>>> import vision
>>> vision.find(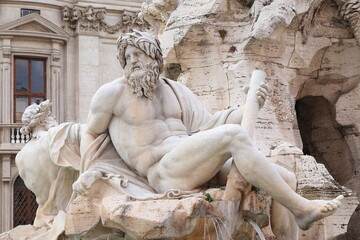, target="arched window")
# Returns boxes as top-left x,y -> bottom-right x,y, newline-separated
13,176 -> 38,227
